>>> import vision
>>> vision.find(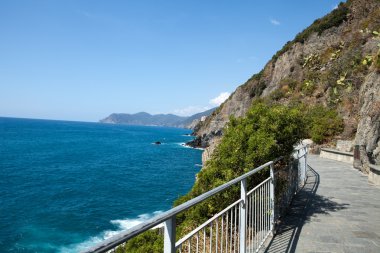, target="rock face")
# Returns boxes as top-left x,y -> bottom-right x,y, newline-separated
190,0 -> 380,169
354,72 -> 380,171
